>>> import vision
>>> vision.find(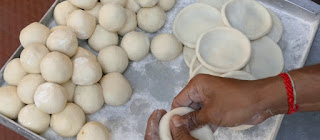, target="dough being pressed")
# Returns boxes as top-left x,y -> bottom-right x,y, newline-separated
189,56 -> 201,75
244,36 -> 284,79
137,6 -> 166,33
85,2 -> 103,22
18,104 -> 50,134
267,10 -> 283,43
189,65 -> 221,80
183,47 -> 195,67
197,0 -> 231,10
196,27 -> 251,73
158,0 -> 176,11
4,58 -> 28,86
136,0 -> 158,8
118,9 -> 138,36
99,3 -> 127,32
151,33 -> 183,61
54,1 -> 79,25
67,10 -> 96,39
50,103 -> 86,137
17,74 -> 45,104
20,43 -> 49,73
0,86 -> 24,119
98,46 -> 129,73
101,0 -> 127,6
77,121 -> 110,140
19,22 -> 51,47
72,47 -> 97,61
125,0 -> 141,13
61,80 -> 76,102
34,82 -> 67,114
74,83 -> 104,114
159,107 -> 214,140
221,0 -> 272,40
68,0 -> 97,10
100,73 -> 132,106
46,29 -> 78,57
72,57 -> 102,86
89,25 -> 119,52
40,52 -> 73,84
173,3 -> 224,48
121,31 -> 150,61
